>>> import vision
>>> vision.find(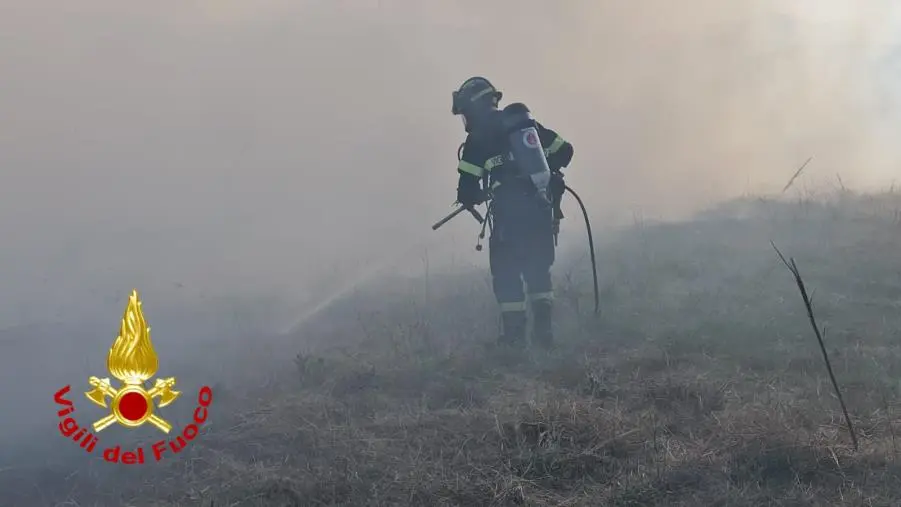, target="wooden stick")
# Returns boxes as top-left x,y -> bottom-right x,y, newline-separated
771,241 -> 858,451
782,156 -> 813,193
